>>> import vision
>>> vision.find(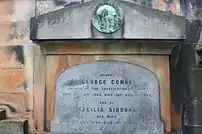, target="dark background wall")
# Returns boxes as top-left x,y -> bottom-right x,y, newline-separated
170,0 -> 202,133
